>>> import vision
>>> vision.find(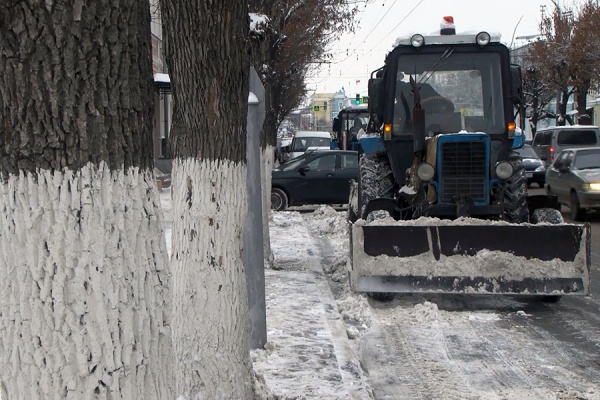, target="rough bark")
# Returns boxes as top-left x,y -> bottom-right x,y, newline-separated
161,1 -> 253,398
0,1 -> 154,176
0,2 -> 173,398
0,166 -> 173,400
